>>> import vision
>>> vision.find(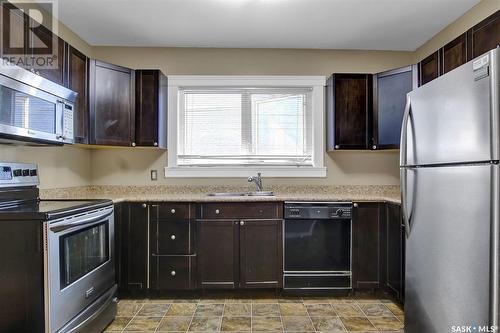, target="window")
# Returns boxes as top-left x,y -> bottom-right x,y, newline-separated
167,76 -> 326,177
